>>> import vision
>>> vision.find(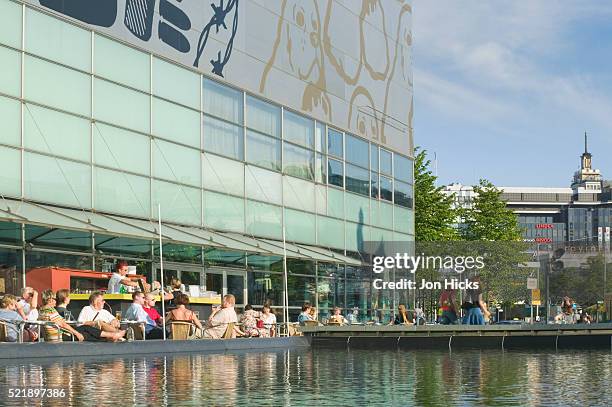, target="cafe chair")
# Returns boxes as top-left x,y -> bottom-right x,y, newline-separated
169,321 -> 196,340
0,321 -> 8,342
42,322 -> 74,342
303,320 -> 319,327
325,320 -> 342,326
223,322 -> 236,339
125,322 -> 146,340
